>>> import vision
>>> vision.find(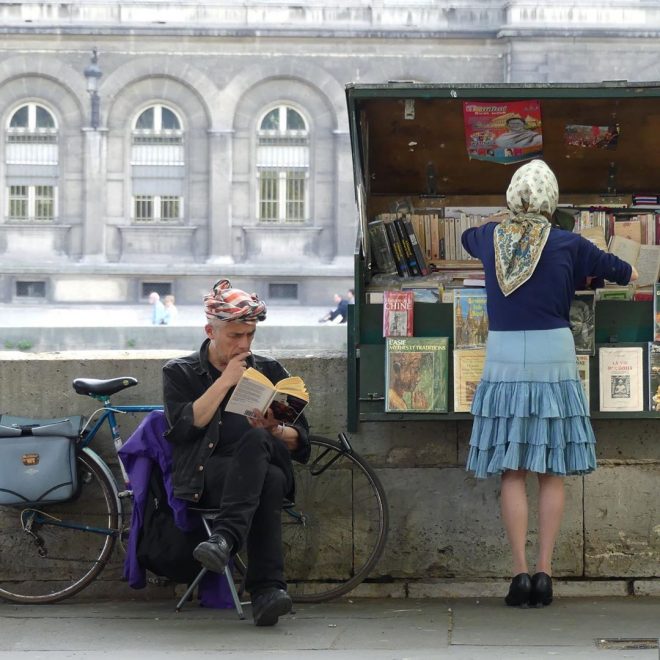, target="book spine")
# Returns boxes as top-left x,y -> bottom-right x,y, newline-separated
384,220 -> 410,277
394,217 -> 421,276
402,217 -> 429,276
367,220 -> 398,275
